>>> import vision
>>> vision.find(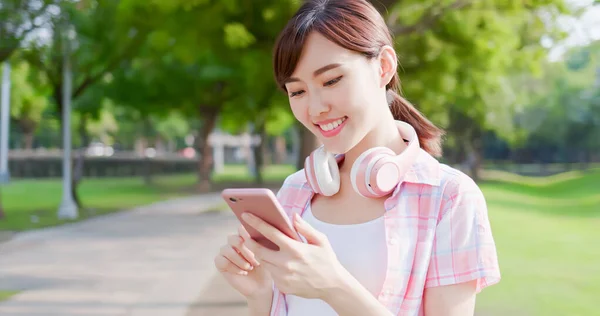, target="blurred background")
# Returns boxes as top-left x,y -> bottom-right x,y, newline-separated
0,0 -> 598,315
